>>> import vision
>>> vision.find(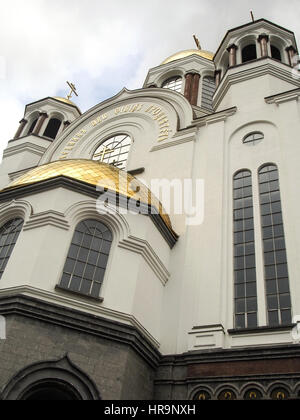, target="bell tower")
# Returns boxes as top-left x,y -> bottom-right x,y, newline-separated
0,94 -> 81,189
213,18 -> 300,111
